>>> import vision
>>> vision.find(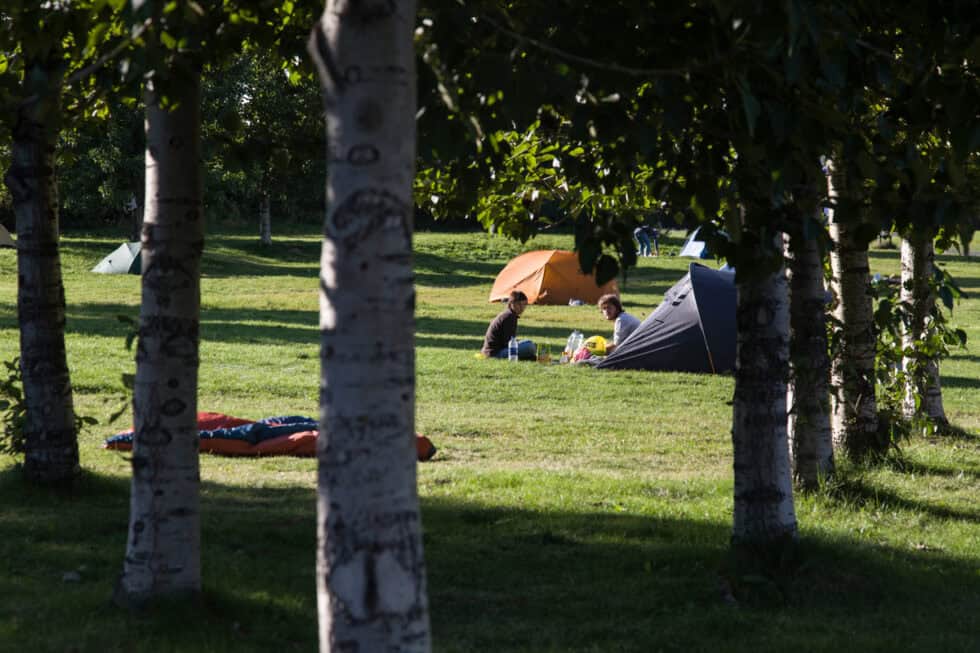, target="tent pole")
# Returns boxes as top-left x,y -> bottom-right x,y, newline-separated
693,292 -> 717,373
697,318 -> 717,373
